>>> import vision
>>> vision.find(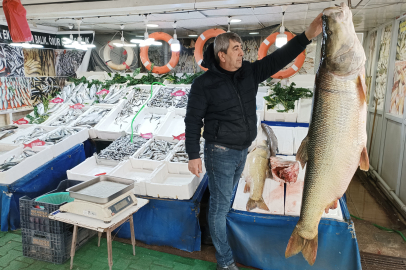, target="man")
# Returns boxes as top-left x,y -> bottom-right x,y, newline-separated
185,14 -> 322,270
